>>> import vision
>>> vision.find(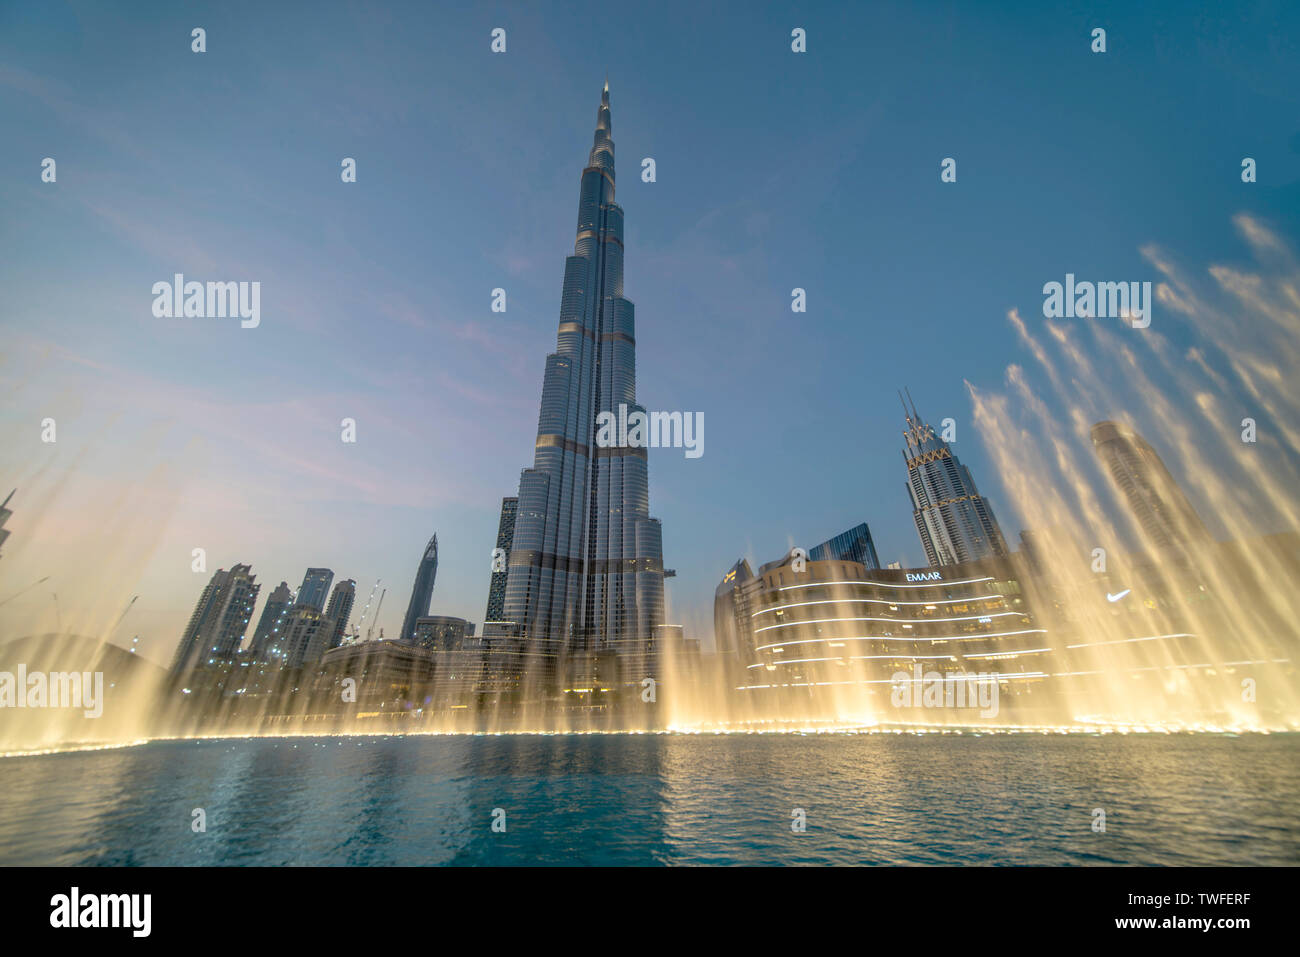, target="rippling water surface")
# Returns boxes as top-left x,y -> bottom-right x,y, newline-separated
1,733 -> 1296,865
